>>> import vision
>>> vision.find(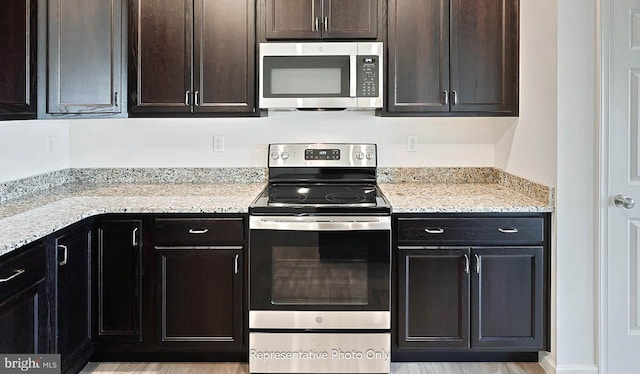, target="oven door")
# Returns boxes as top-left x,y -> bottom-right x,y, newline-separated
249,216 -> 390,329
